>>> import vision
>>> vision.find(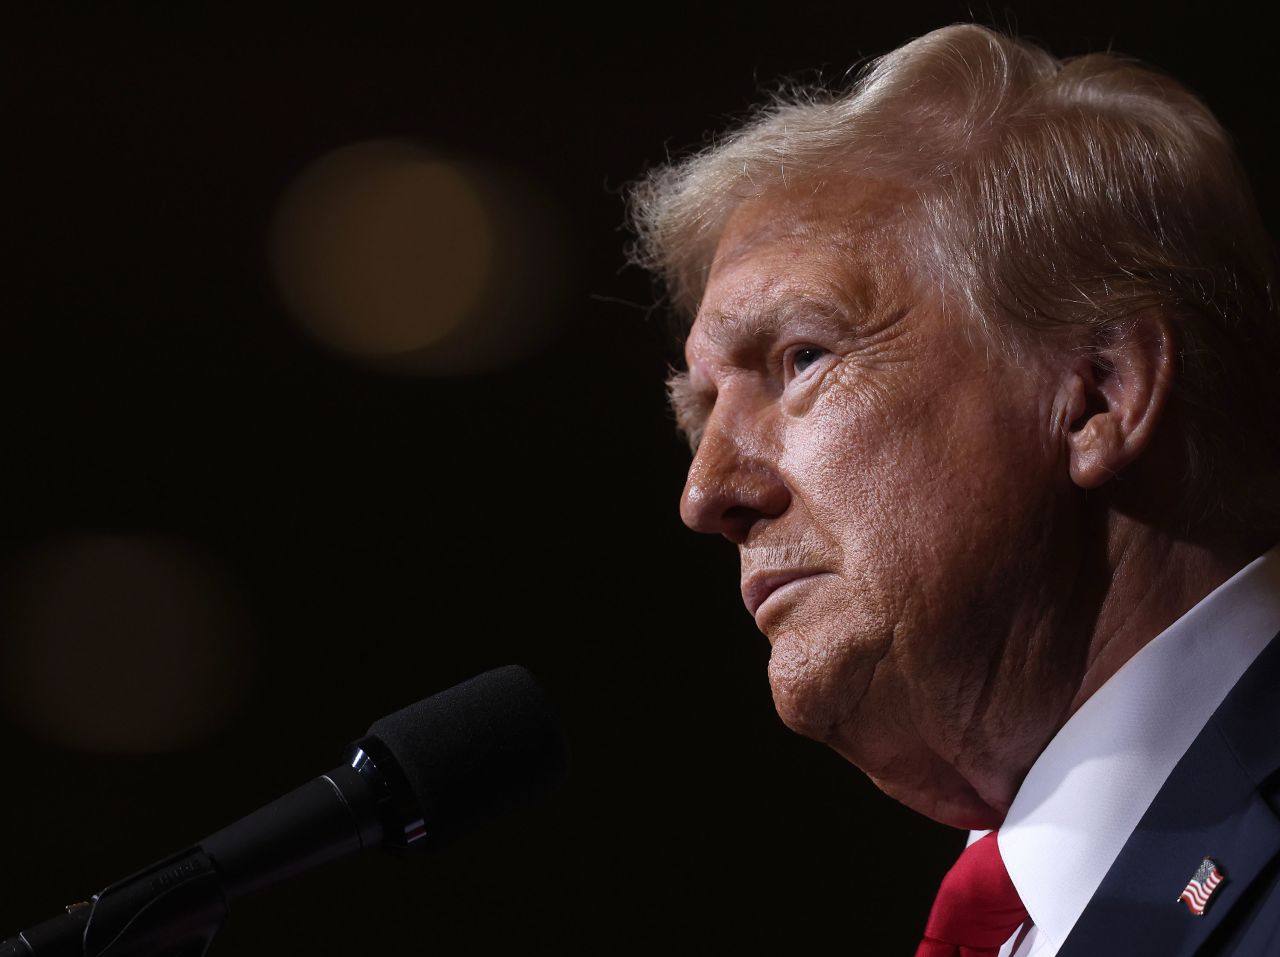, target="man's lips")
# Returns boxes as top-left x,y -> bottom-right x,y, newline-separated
740,569 -> 829,618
